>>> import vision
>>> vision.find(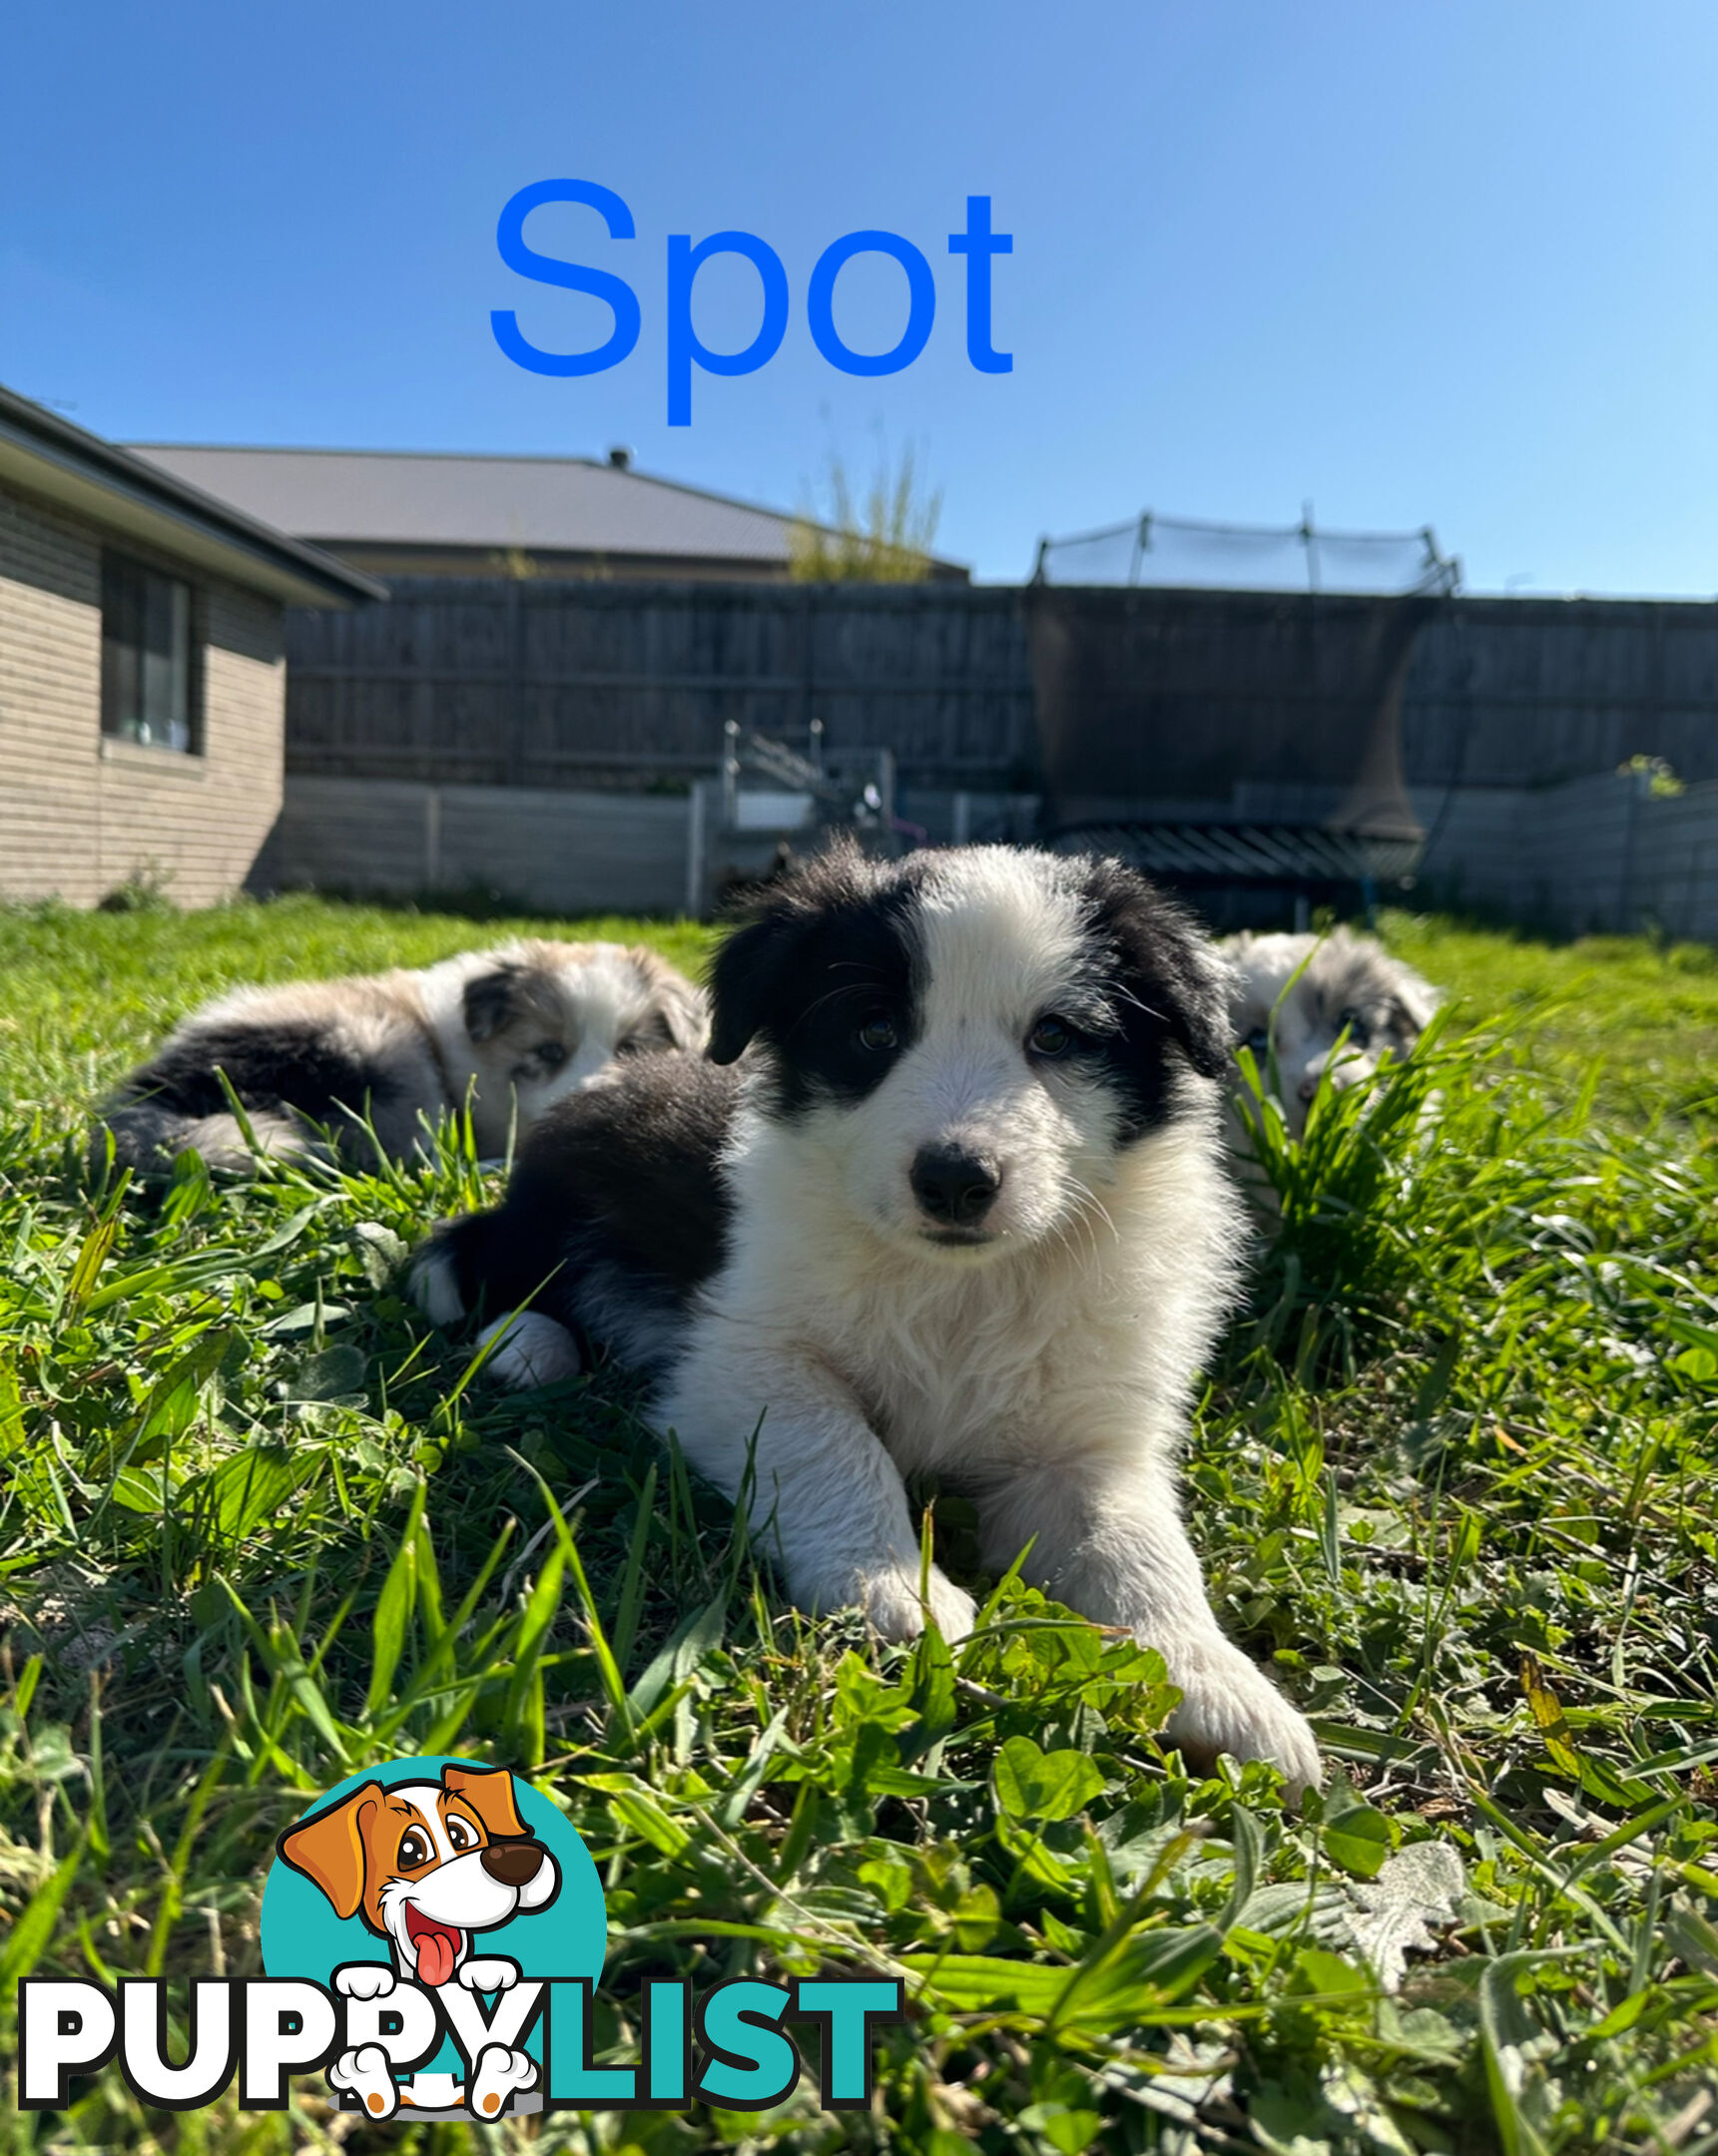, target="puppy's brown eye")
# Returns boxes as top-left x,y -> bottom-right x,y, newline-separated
1336,1008 -> 1372,1049
397,1829 -> 431,1870
857,1016 -> 897,1052
536,1041 -> 569,1071
1028,1016 -> 1075,1058
446,1816 -> 475,1851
